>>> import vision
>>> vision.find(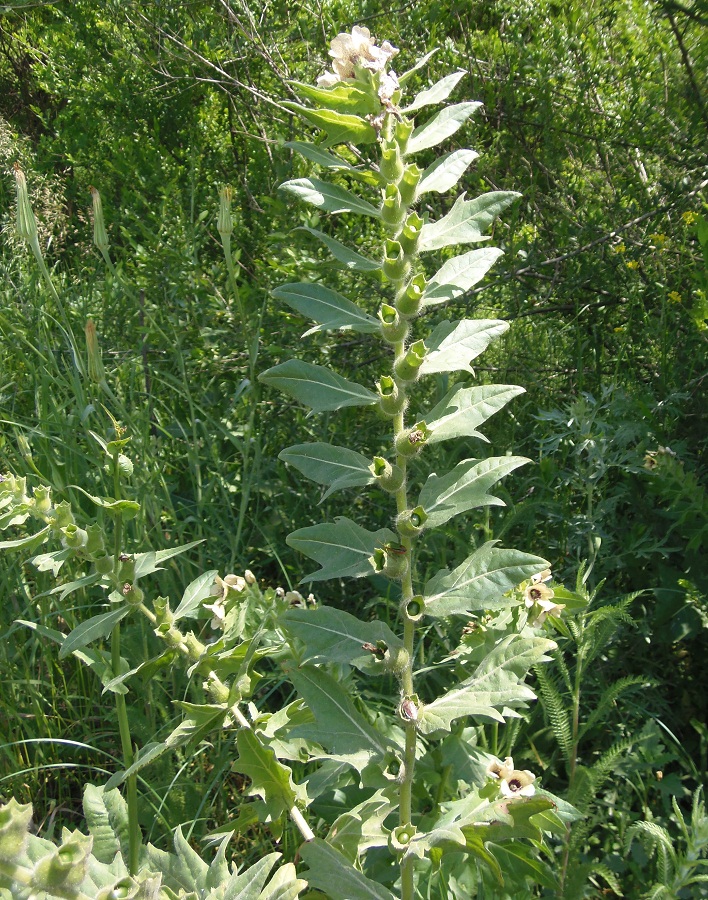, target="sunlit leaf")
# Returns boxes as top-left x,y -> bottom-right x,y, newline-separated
260,361 -> 377,414
300,839 -> 397,900
420,319 -> 509,375
283,102 -> 378,145
59,604 -> 132,659
422,248 -> 504,307
232,729 -> 309,822
407,102 -> 483,154
279,178 -> 380,217
420,192 -> 521,251
423,383 -> 525,444
417,149 -> 479,196
402,70 -> 467,113
272,283 -> 379,335
279,443 -> 374,499
298,227 -> 381,272
286,517 -> 396,583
